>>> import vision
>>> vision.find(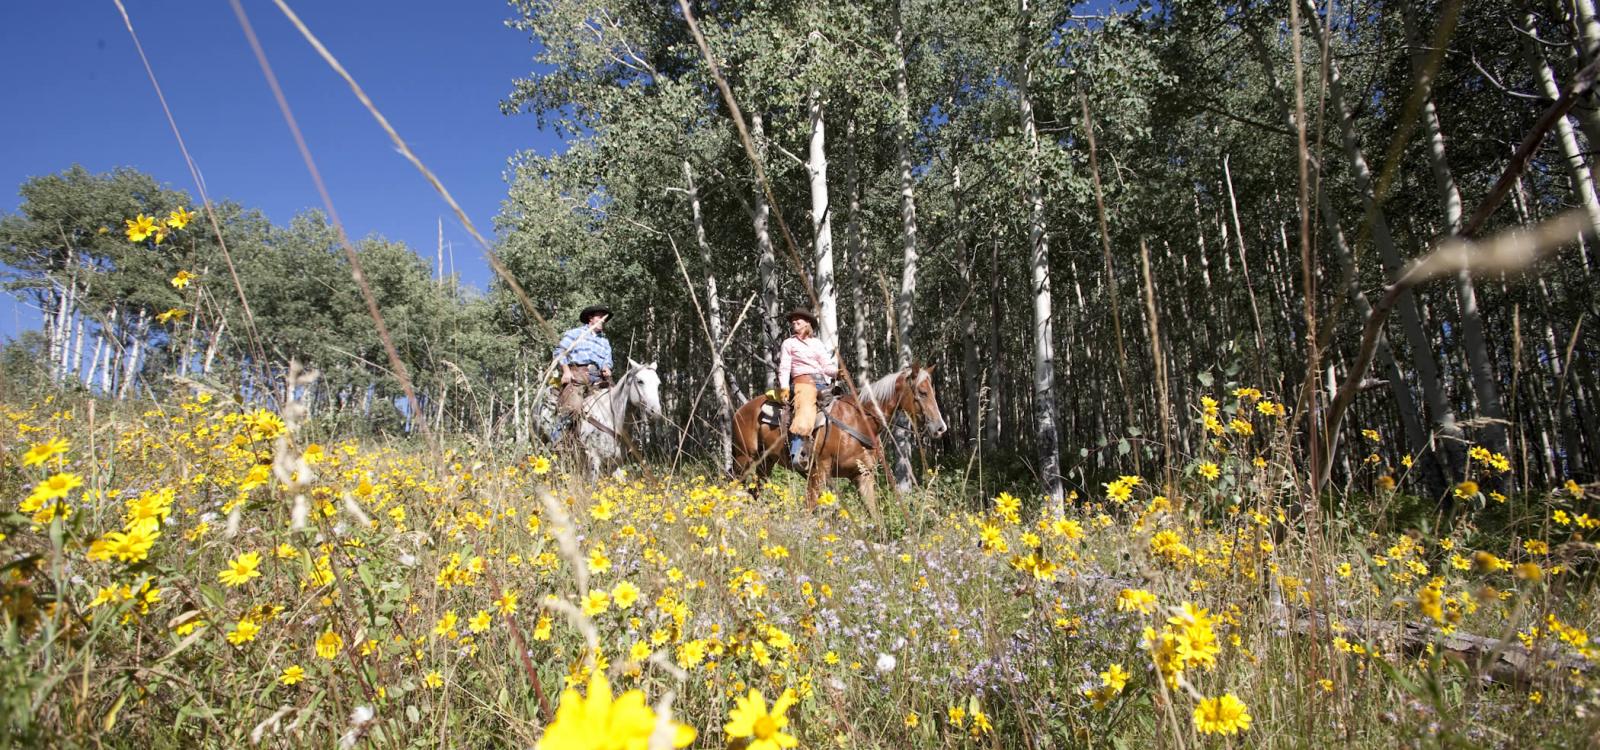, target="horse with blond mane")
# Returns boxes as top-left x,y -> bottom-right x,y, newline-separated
731,365 -> 947,507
